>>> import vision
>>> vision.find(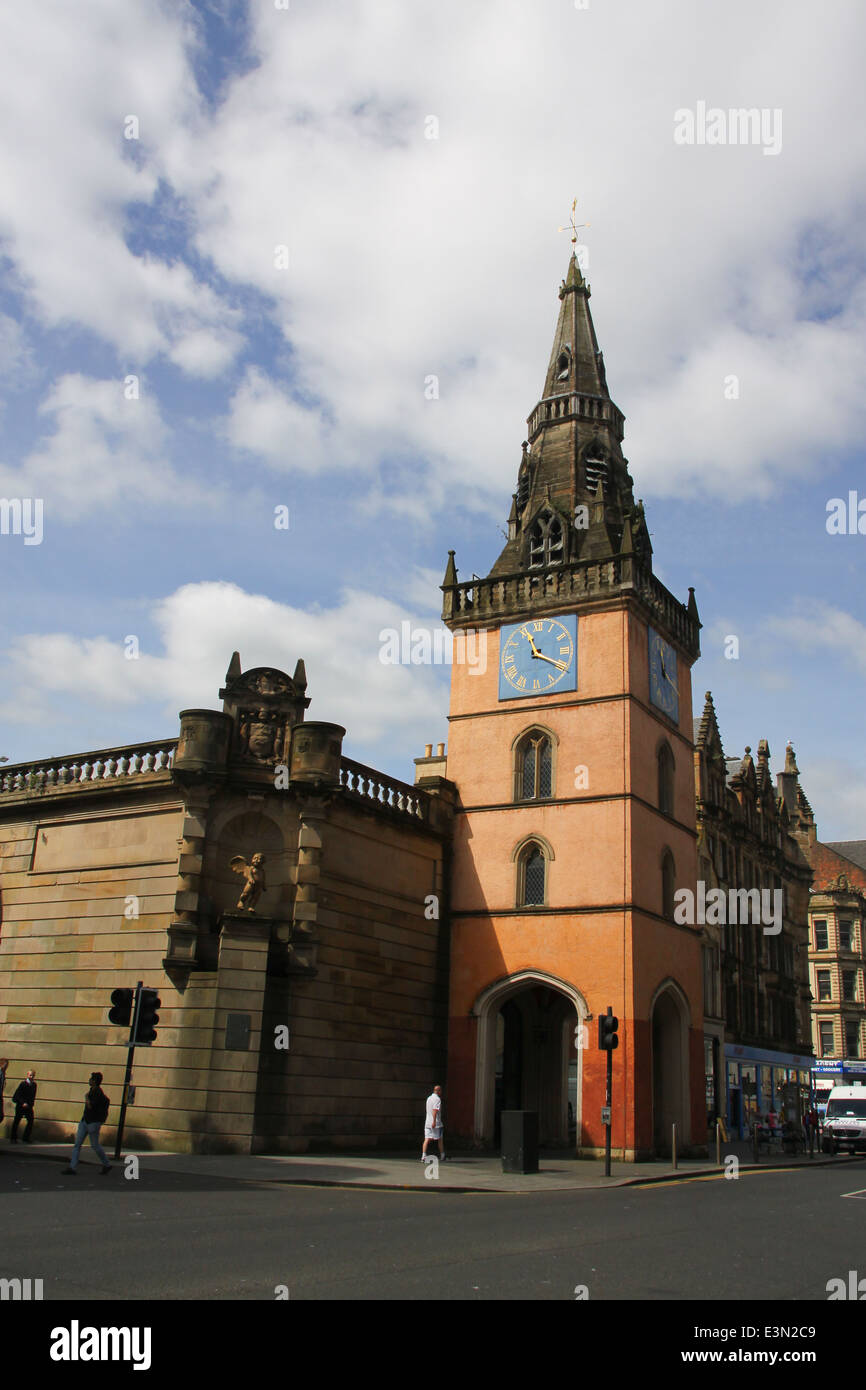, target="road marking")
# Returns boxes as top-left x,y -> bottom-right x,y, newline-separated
641,1168 -> 801,1189
841,1188 -> 866,1199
